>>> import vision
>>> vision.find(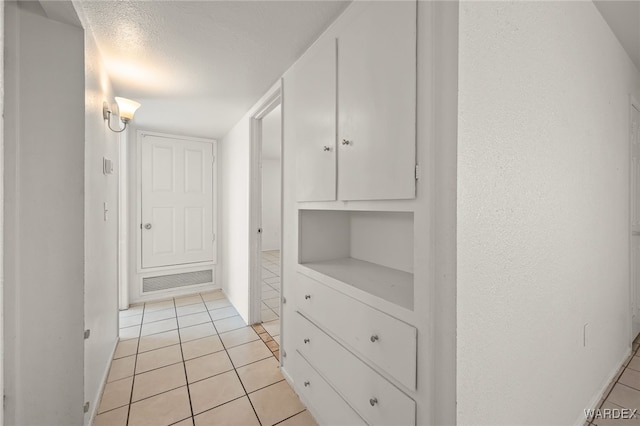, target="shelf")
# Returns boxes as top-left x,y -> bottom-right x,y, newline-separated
300,257 -> 414,310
